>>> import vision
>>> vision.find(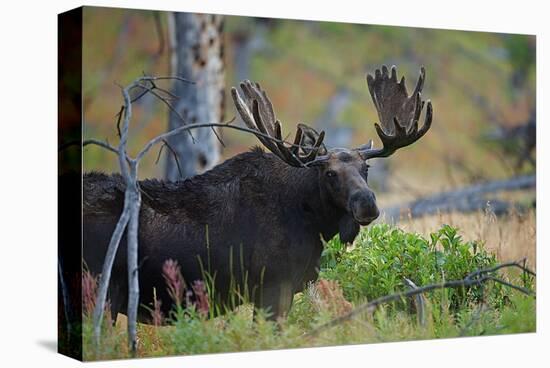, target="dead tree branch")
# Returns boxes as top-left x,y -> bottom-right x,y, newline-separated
306,259 -> 535,338
155,139 -> 184,179
403,278 -> 426,326
83,139 -> 119,156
